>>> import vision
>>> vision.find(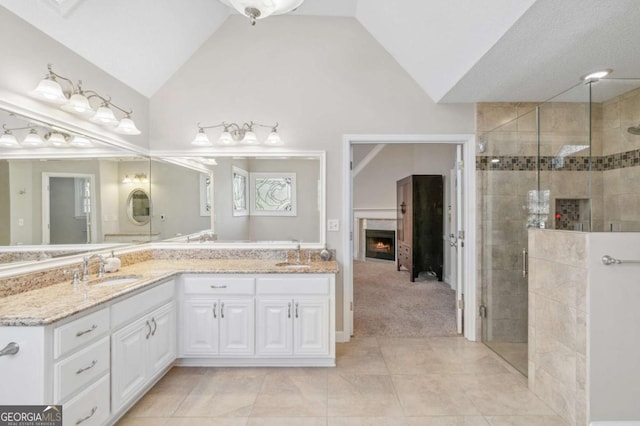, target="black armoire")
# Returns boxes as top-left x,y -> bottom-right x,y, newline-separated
396,175 -> 444,282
